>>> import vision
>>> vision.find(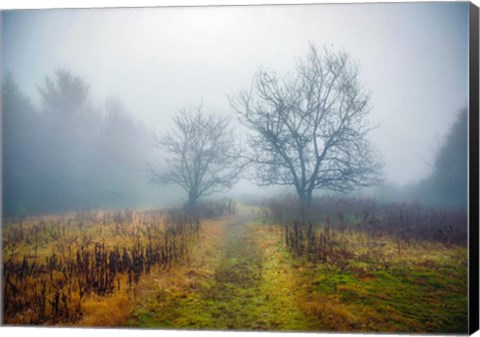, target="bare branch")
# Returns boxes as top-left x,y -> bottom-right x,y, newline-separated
147,105 -> 242,212
233,44 -> 383,217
